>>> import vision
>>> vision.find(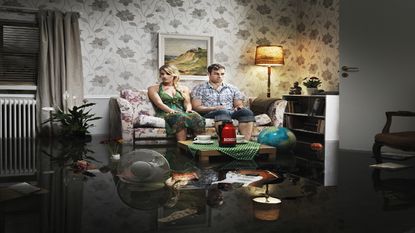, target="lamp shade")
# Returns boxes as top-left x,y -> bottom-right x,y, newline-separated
255,45 -> 284,66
